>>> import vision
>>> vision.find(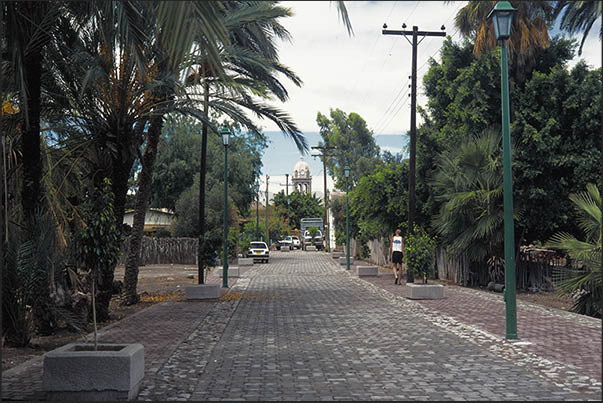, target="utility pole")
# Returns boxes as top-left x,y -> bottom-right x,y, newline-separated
382,23 -> 445,281
265,175 -> 269,246
312,145 -> 336,252
278,173 -> 290,228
